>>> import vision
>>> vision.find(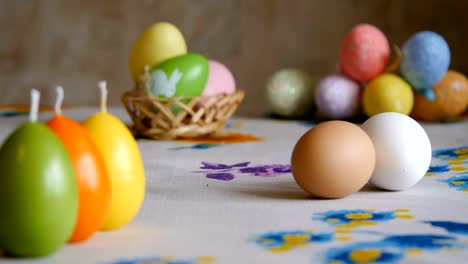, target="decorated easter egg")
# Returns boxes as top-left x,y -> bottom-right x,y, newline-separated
411,70 -> 468,122
361,112 -> 431,191
400,31 -> 451,100
148,53 -> 209,98
202,60 -> 236,97
129,22 -> 187,81
0,90 -> 78,257
411,92 -> 448,122
291,121 -> 375,198
314,74 -> 361,119
47,114 -> 111,243
266,68 -> 316,118
83,82 -> 145,231
339,24 -> 390,82
362,73 -> 414,117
